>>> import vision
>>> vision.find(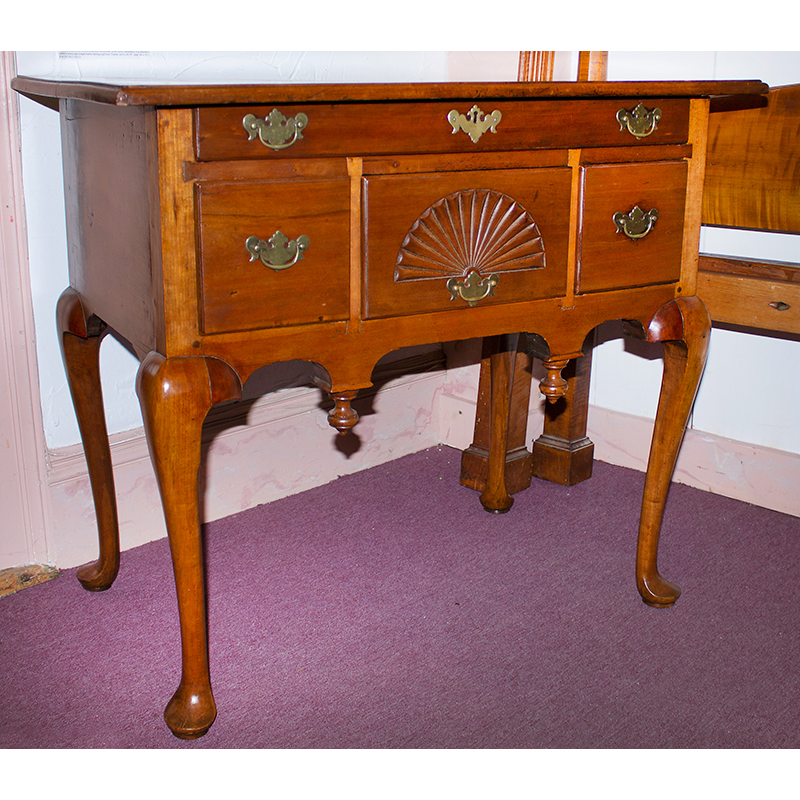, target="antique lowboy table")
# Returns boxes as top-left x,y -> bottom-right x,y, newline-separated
13,76 -> 767,739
